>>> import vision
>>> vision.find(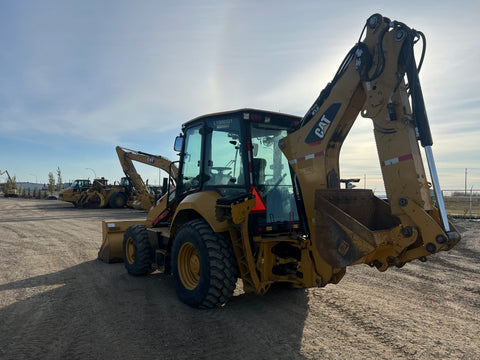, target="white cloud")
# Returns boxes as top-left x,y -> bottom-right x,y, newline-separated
1,1 -> 480,189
